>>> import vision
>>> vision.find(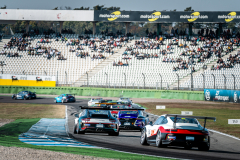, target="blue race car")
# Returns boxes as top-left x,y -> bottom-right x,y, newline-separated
12,91 -> 37,100
118,110 -> 149,131
54,94 -> 76,103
